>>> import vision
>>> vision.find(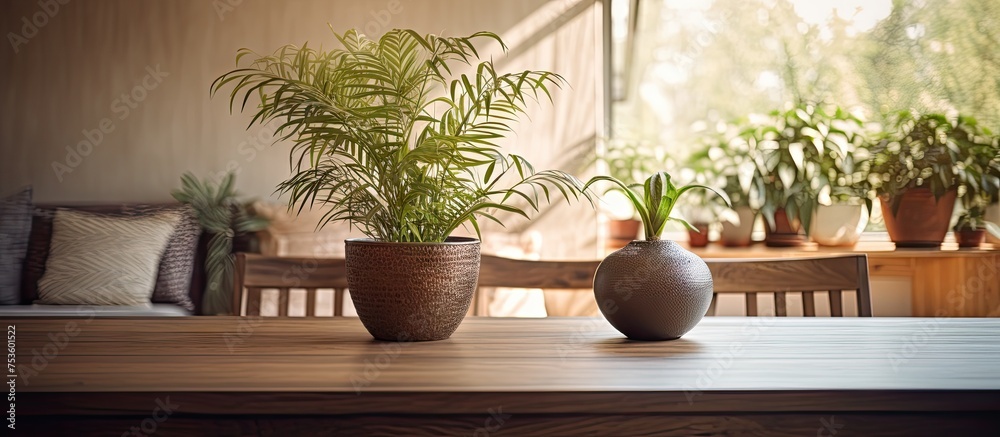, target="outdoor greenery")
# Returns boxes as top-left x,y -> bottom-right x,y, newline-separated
584,172 -> 730,240
172,172 -> 268,315
212,29 -> 588,243
617,0 -> 1000,158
